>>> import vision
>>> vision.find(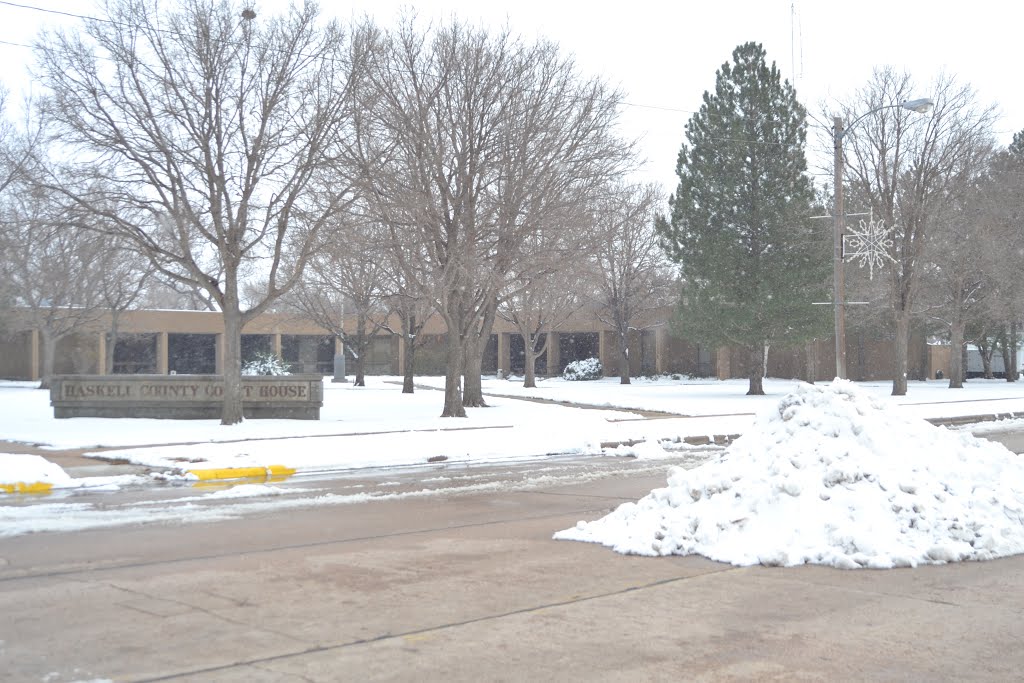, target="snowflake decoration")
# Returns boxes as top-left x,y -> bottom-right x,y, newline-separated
844,218 -> 895,280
